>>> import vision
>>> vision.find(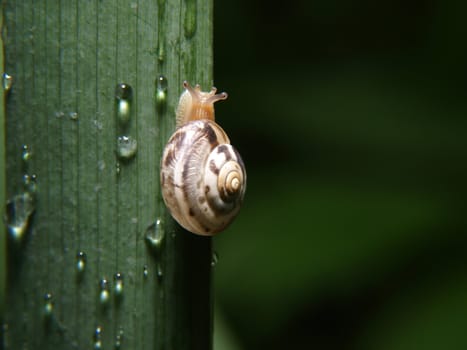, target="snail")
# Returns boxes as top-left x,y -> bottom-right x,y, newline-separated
160,81 -> 246,235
